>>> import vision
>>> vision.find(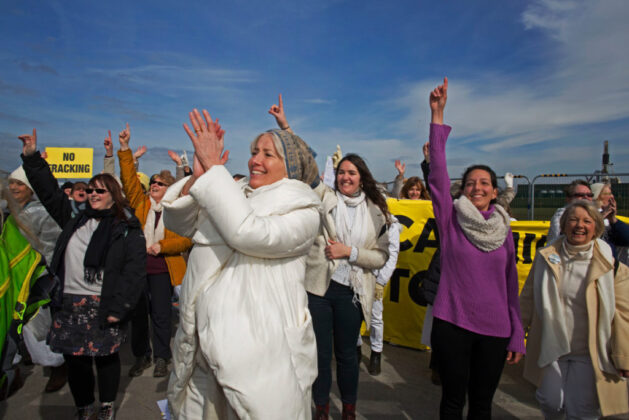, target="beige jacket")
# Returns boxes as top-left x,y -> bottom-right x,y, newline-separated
305,185 -> 389,328
520,238 -> 629,417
